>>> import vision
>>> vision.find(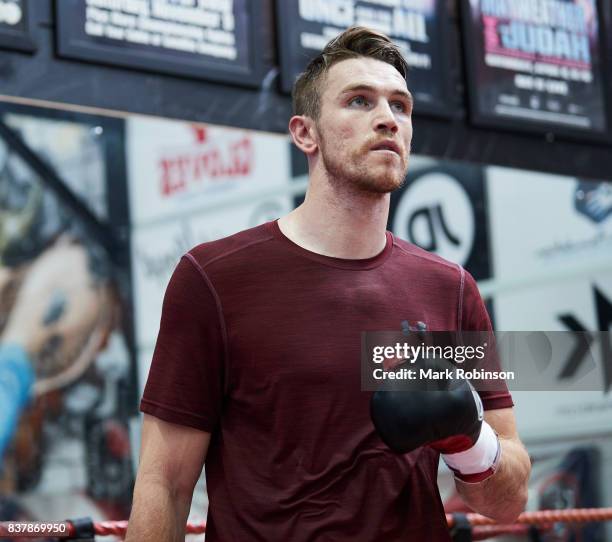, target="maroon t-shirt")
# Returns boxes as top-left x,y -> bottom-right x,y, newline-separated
141,221 -> 513,542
